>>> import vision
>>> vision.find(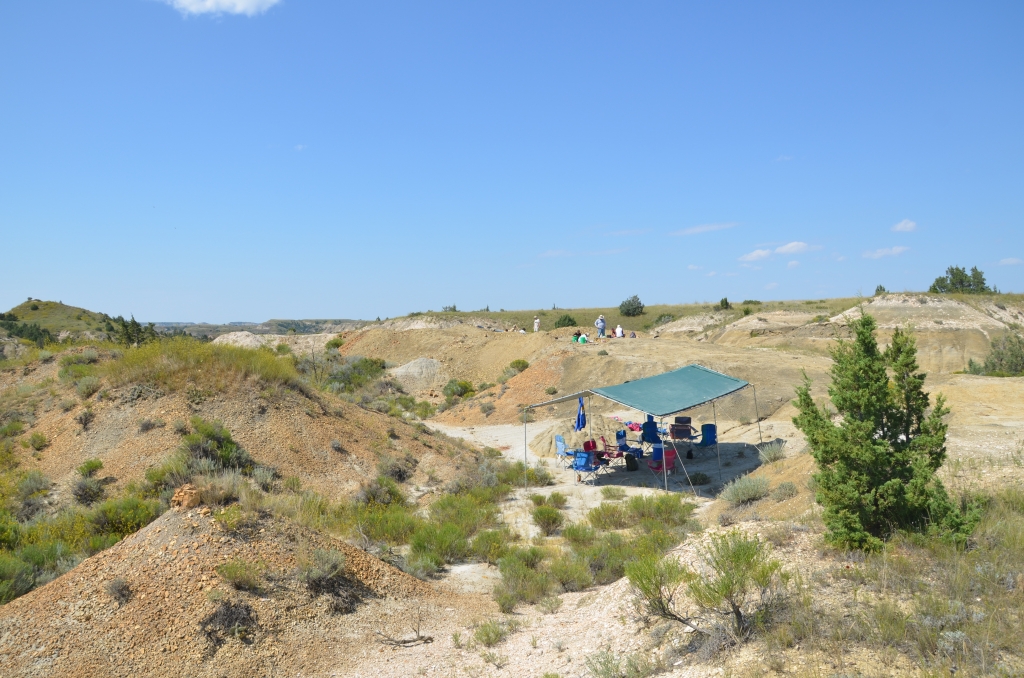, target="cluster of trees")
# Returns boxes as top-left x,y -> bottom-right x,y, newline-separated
929,265 -> 993,294
968,334 -> 1024,377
